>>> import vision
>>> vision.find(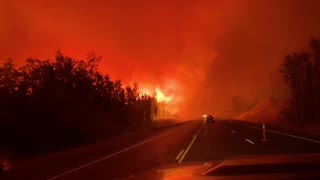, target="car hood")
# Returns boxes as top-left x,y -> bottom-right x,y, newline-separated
131,153 -> 320,180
